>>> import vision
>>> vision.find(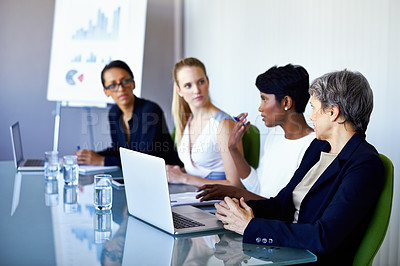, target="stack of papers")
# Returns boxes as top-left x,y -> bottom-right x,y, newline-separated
170,192 -> 221,206
78,165 -> 120,175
